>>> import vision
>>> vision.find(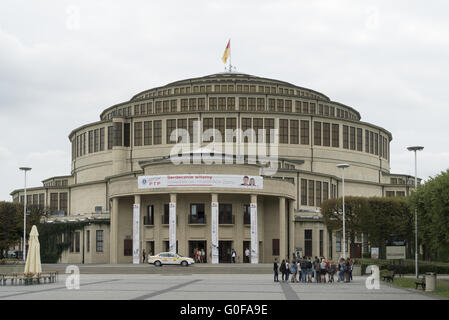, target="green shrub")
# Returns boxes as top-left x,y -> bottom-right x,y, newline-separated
356,258 -> 449,275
